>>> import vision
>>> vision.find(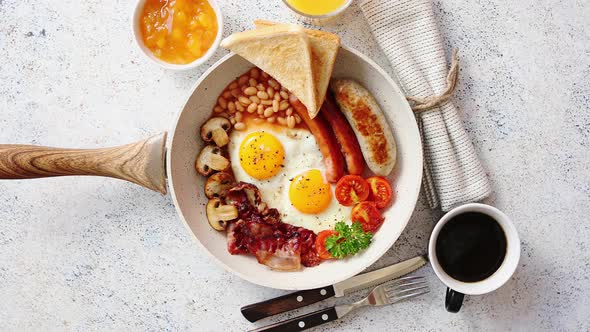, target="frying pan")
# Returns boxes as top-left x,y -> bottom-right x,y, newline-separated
0,47 -> 423,290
